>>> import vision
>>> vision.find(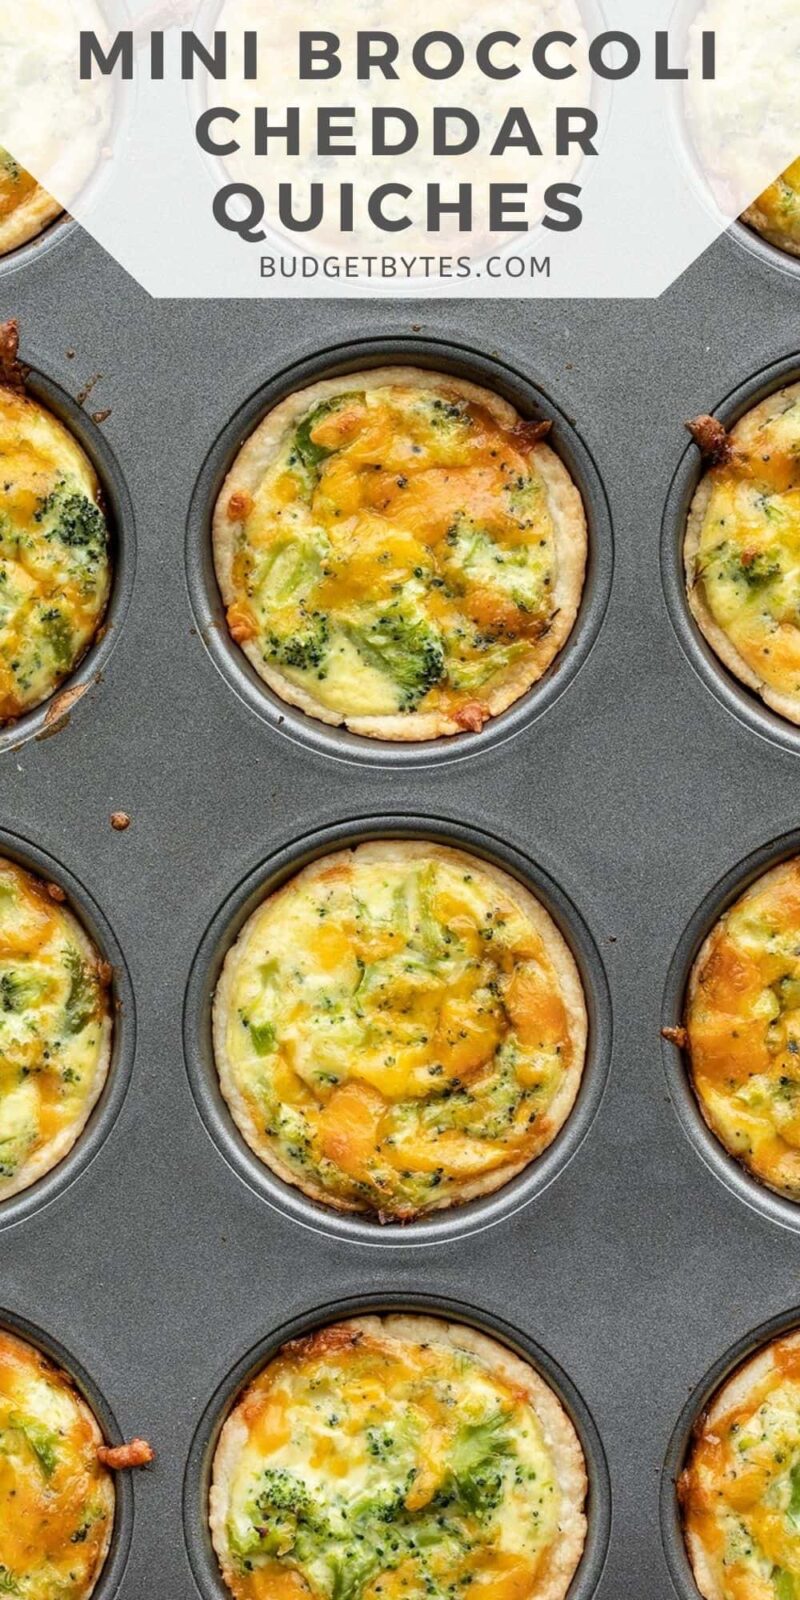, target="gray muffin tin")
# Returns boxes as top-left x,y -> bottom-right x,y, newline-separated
0,213 -> 798,1600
